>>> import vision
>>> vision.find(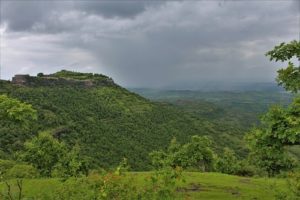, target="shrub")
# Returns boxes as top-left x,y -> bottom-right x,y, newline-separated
275,172 -> 300,199
19,132 -> 66,177
142,166 -> 184,200
0,159 -> 16,172
150,136 -> 215,172
215,148 -> 240,175
235,162 -> 258,177
0,159 -> 16,180
6,164 -> 39,178
37,159 -> 184,200
20,132 -> 90,178
0,150 -> 9,160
